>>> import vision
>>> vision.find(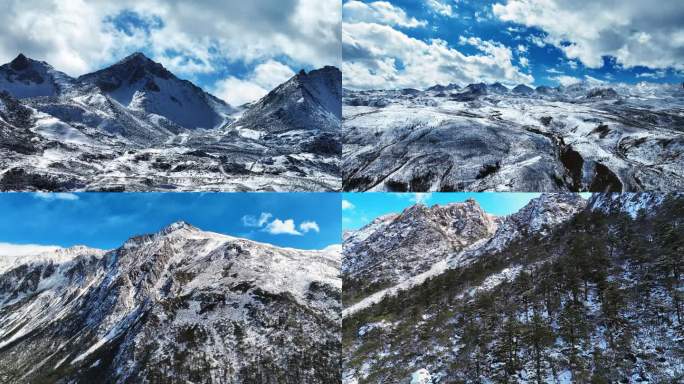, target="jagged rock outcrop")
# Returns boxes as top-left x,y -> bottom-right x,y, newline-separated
343,199 -> 499,303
